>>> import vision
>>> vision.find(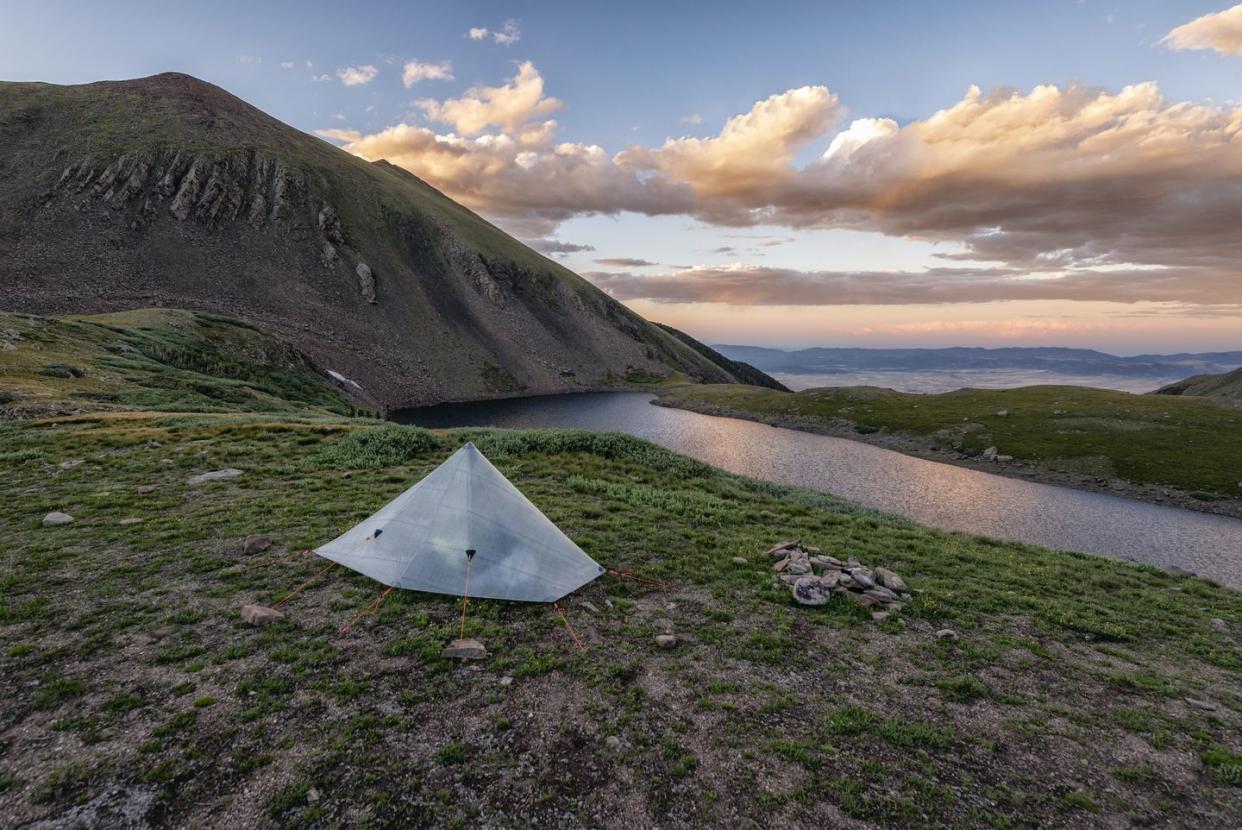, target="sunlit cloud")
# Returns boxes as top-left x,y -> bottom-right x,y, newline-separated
279,61 -> 295,70
680,113 -> 703,125
322,66 -> 1242,305
467,27 -> 489,40
337,64 -> 378,86
402,59 -> 453,86
584,262 -> 1242,307
466,20 -> 521,45
1161,3 -> 1242,55
316,128 -> 363,142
